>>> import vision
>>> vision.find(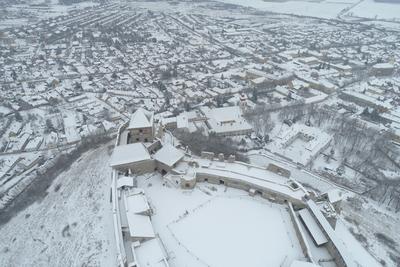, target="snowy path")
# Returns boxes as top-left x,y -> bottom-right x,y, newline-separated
0,145 -> 116,267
